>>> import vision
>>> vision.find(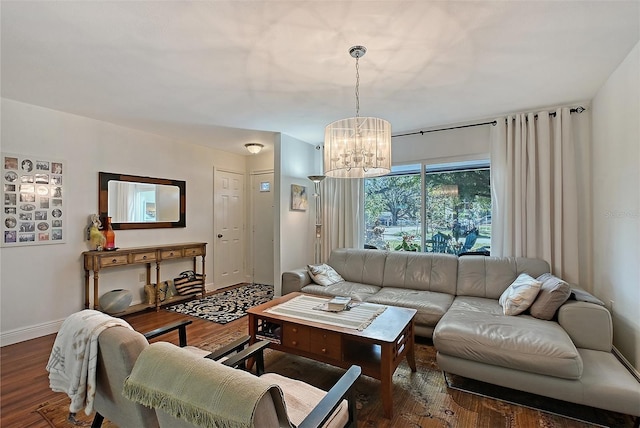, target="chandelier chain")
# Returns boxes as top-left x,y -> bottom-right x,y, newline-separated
355,56 -> 360,118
